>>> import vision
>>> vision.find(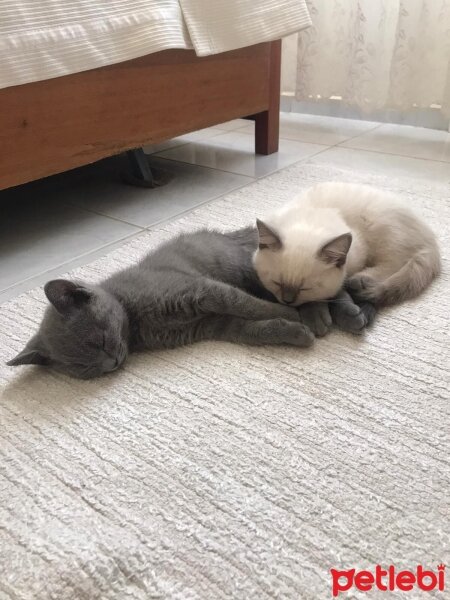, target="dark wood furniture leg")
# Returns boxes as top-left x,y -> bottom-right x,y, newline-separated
254,40 -> 281,155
